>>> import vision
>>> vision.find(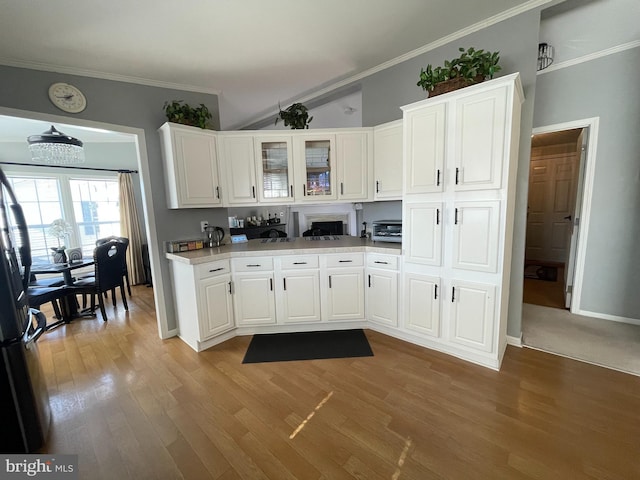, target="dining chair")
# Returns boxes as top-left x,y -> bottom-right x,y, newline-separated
96,236 -> 131,297
67,240 -> 129,321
